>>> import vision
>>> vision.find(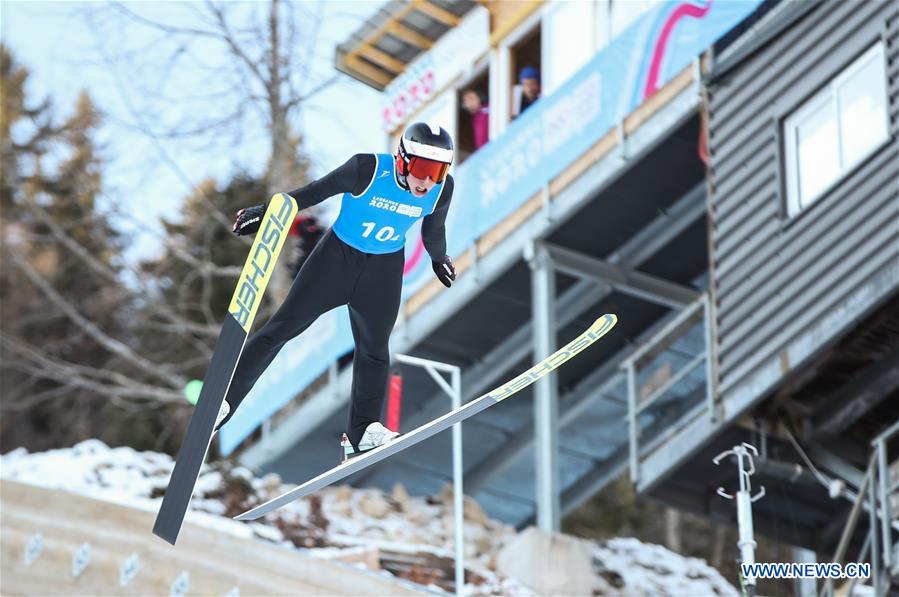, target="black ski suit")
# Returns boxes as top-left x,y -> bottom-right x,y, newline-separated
223,154 -> 454,447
